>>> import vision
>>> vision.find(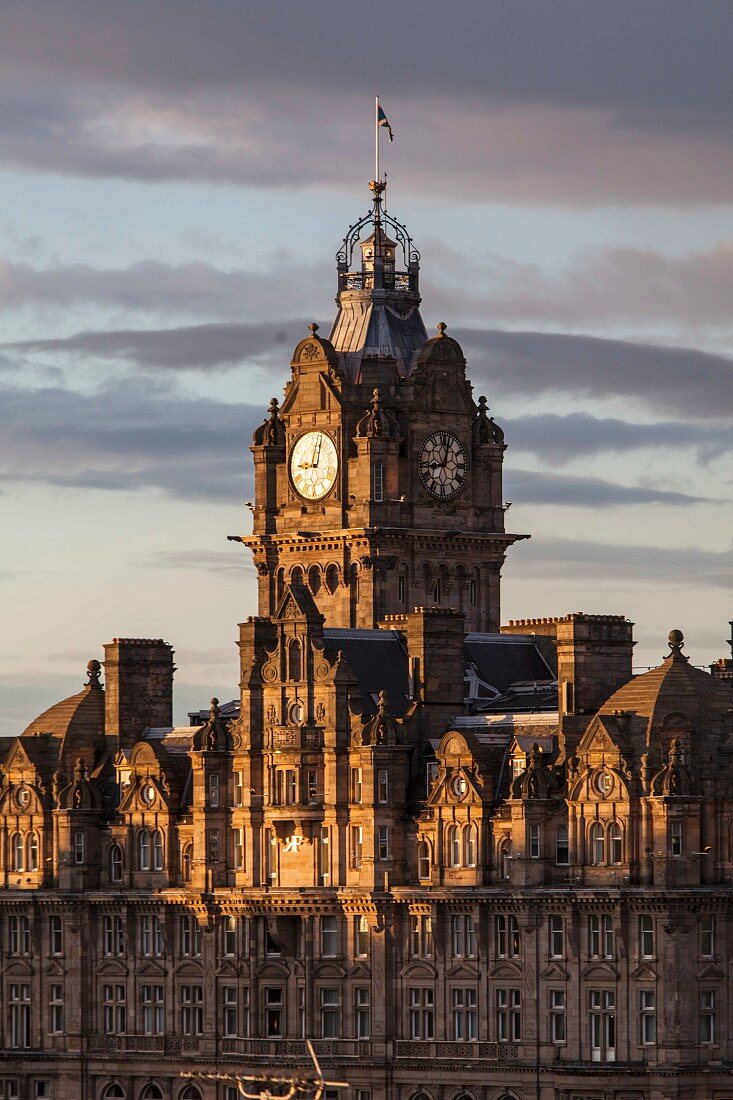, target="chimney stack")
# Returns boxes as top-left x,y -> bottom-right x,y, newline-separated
103,638 -> 175,749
